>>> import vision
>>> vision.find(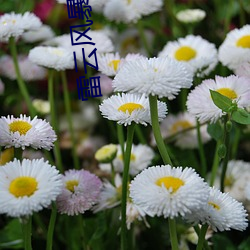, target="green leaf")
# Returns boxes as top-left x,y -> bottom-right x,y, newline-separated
209,90 -> 234,112
207,122 -> 223,141
0,219 -> 23,249
232,109 -> 250,125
